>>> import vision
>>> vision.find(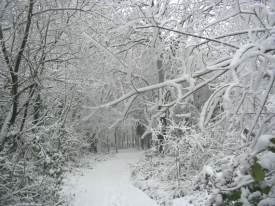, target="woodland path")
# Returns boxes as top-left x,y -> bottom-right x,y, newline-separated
62,149 -> 159,206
